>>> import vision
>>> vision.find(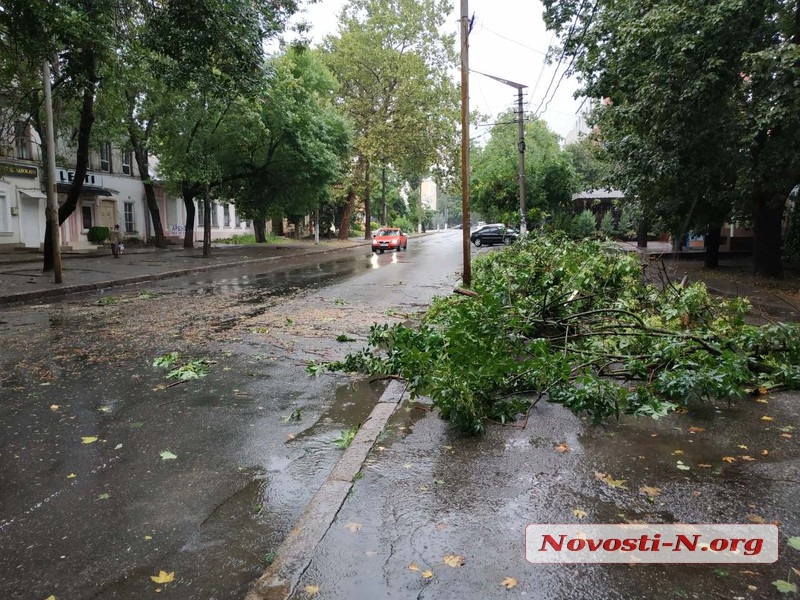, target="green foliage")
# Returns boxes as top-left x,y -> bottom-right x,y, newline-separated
88,227 -> 110,244
97,296 -> 119,306
314,233 -> 800,433
332,424 -> 360,449
166,359 -> 210,380
153,352 -> 180,368
571,210 -> 597,239
215,232 -> 278,245
336,334 -> 357,342
600,211 -> 616,238
391,216 -> 415,234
